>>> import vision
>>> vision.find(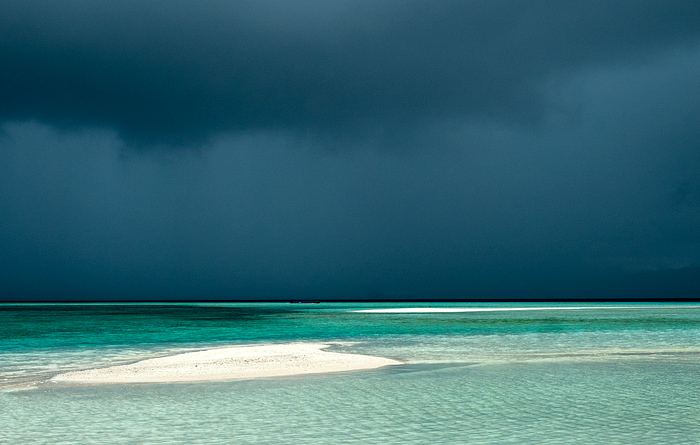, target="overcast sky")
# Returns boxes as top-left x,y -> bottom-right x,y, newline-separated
1,1 -> 699,300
